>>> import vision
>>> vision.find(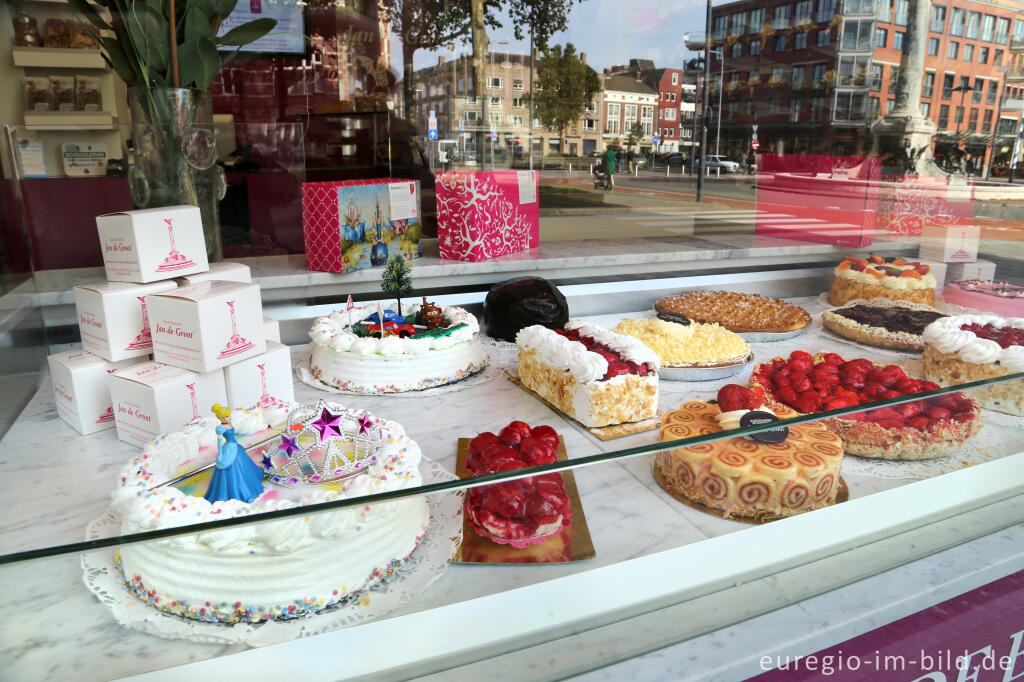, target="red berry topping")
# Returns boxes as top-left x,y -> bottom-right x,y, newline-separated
717,384 -> 762,412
